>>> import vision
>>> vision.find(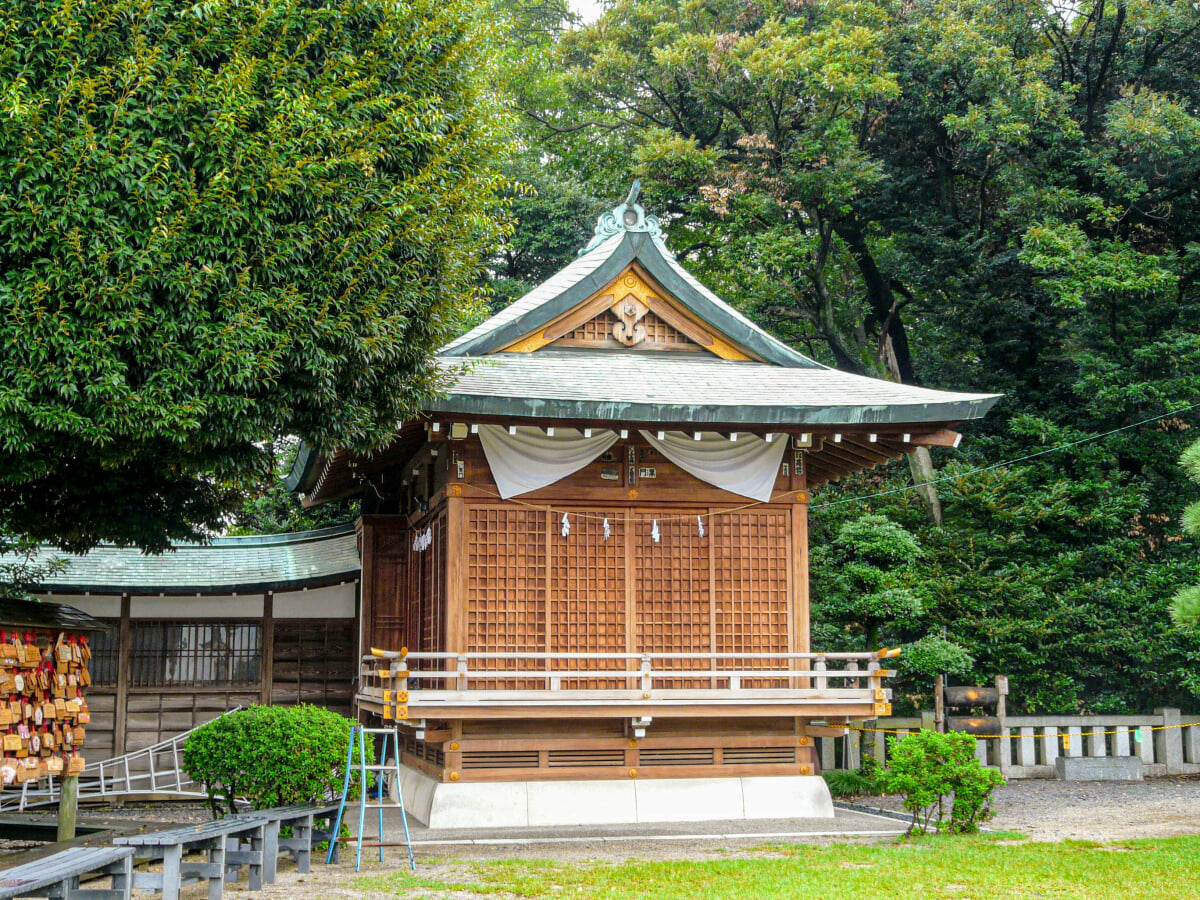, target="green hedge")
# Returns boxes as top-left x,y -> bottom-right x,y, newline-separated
183,705 -> 371,816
